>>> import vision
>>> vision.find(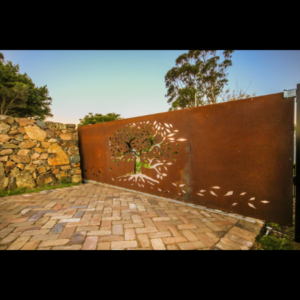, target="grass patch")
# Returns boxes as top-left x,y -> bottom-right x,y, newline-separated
253,202 -> 300,250
0,180 -> 81,198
